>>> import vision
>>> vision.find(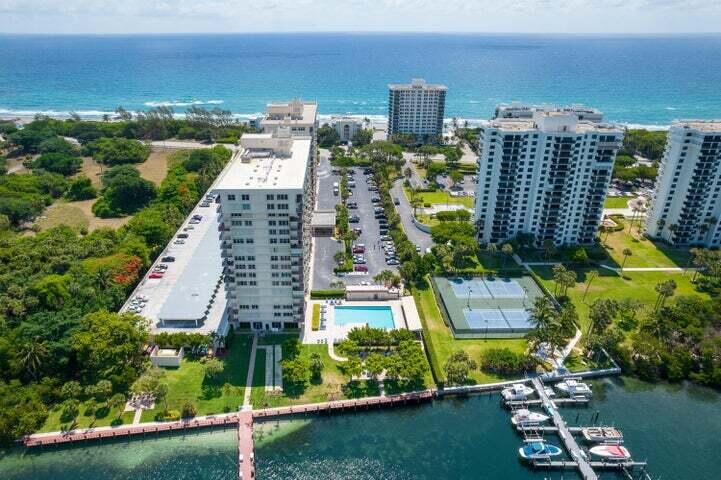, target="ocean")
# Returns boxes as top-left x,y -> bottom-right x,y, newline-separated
1,34 -> 721,126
